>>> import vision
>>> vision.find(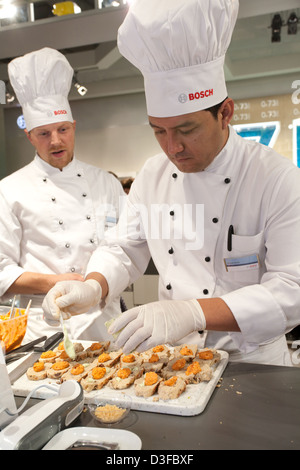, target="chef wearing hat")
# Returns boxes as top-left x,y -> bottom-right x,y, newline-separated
0,47 -> 124,342
43,0 -> 300,365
